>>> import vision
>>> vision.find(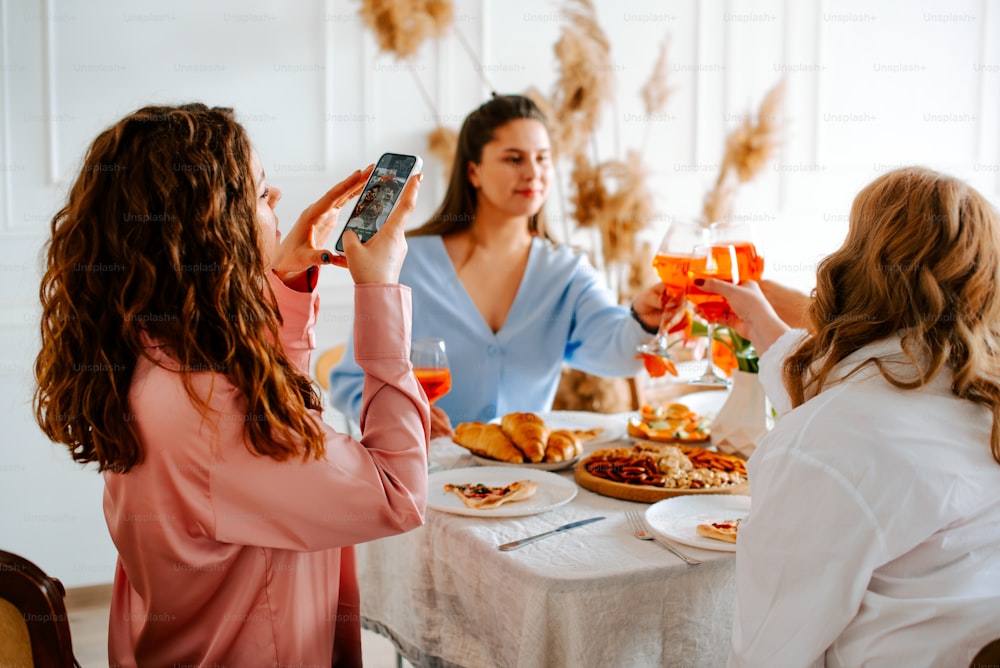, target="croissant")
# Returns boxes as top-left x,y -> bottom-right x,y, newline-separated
500,413 -> 550,463
453,422 -> 524,463
544,430 -> 582,462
